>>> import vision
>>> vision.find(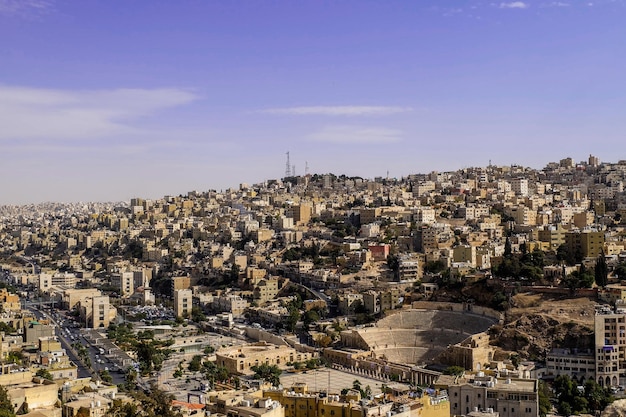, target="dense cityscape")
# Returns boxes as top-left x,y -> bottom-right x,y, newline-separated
1,155 -> 626,417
